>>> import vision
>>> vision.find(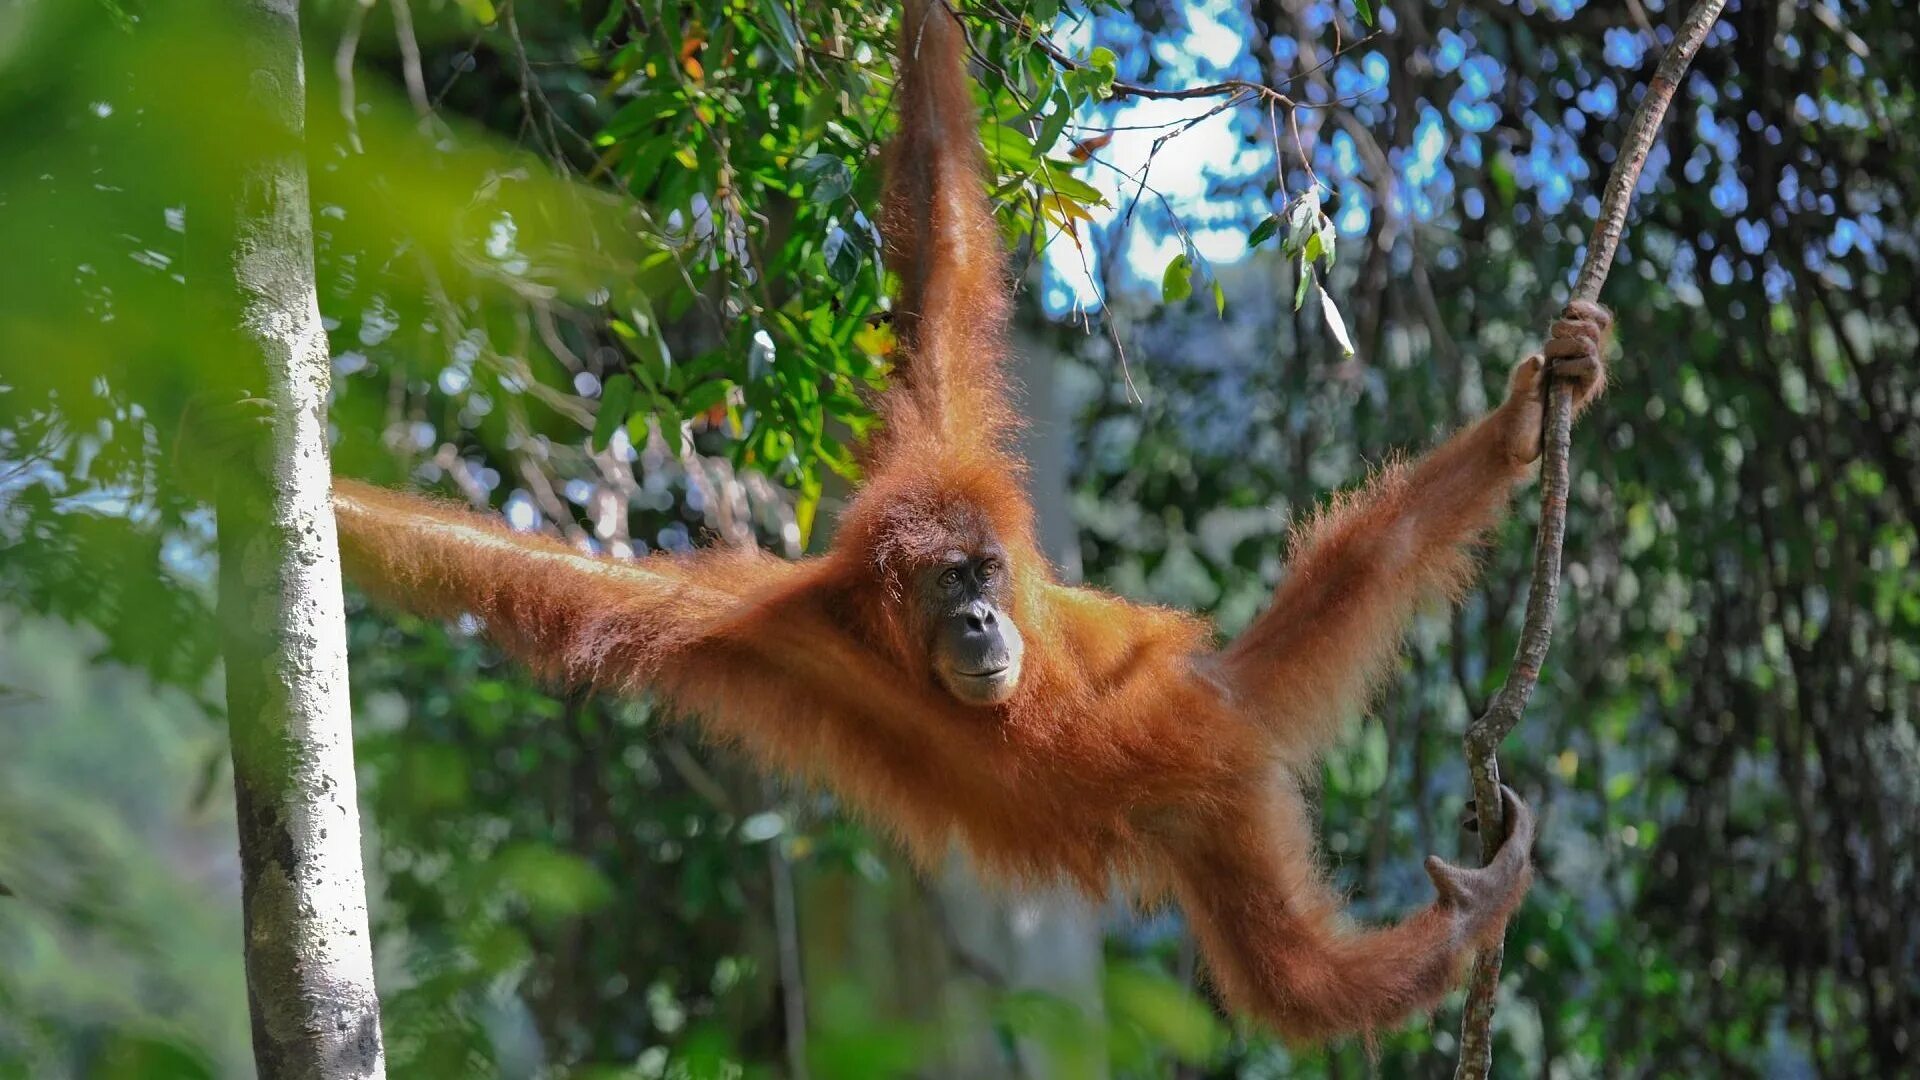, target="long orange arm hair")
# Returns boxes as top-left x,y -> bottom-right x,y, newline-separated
873,0 -> 1018,463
